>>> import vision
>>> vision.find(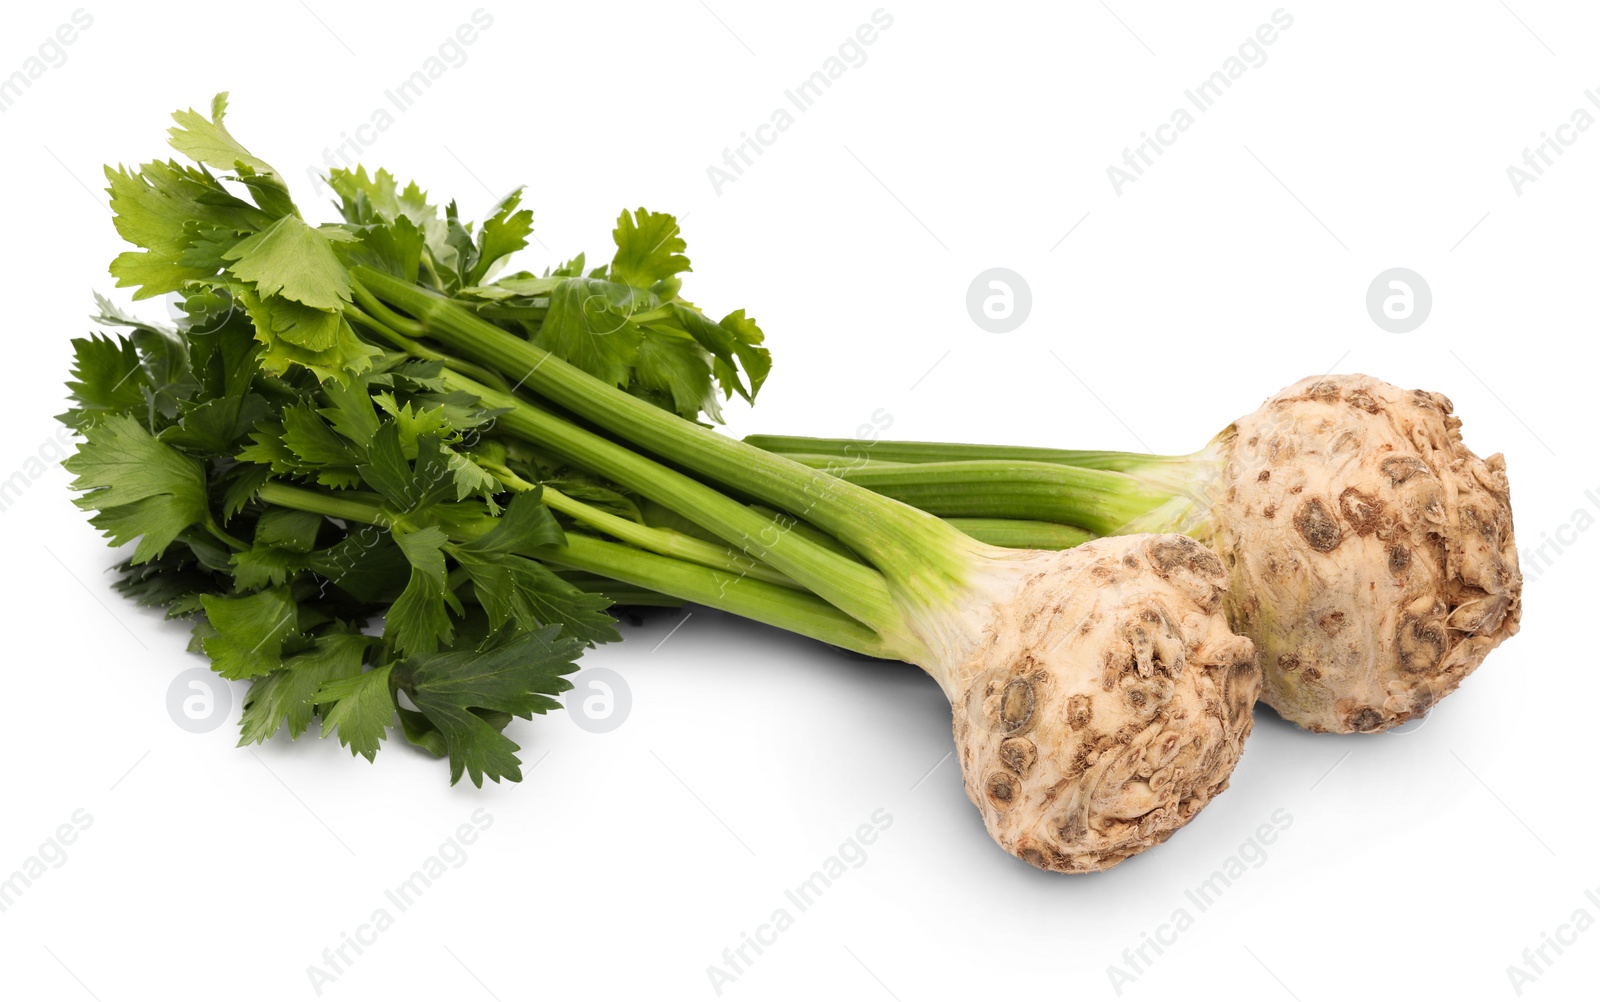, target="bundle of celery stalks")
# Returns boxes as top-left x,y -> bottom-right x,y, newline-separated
64,97 -> 1519,872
